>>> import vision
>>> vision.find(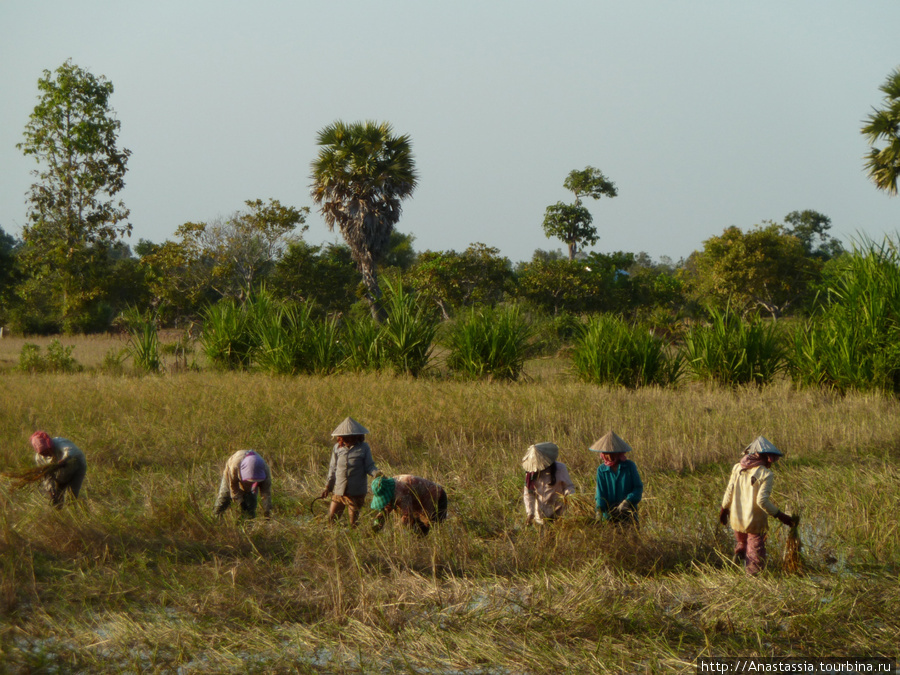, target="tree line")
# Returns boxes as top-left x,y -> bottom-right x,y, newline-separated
1,60 -> 898,337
